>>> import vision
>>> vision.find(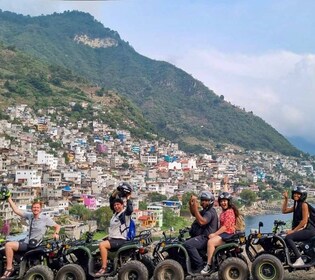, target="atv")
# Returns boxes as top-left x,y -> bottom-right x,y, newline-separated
152,227 -> 249,280
0,237 -> 58,280
246,220 -> 315,280
56,229 -> 154,280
